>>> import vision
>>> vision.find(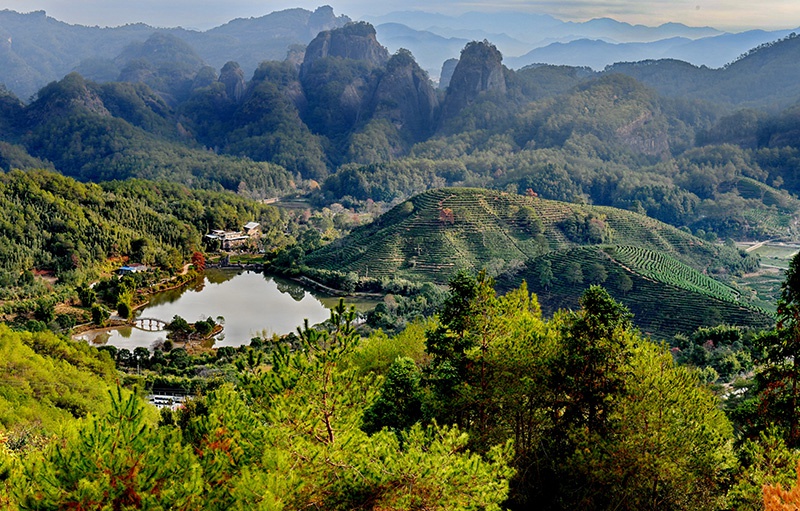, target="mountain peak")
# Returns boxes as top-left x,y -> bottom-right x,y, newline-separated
442,40 -> 506,118
300,21 -> 390,78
